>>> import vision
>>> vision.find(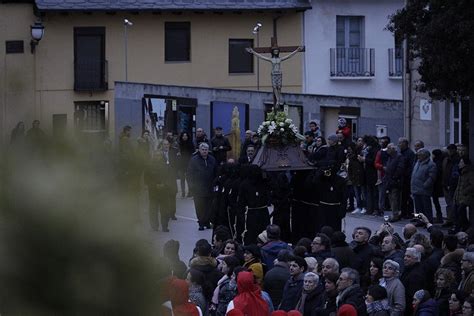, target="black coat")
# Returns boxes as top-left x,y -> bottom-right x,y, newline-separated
337,284 -> 367,316
298,285 -> 325,316
280,273 -> 304,311
211,135 -> 232,164
401,262 -> 426,315
384,153 -> 405,190
332,242 -> 358,270
187,153 -> 217,197
263,262 -> 291,310
352,242 -> 381,276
